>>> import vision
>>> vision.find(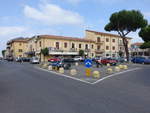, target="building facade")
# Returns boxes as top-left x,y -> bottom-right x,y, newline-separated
6,30 -> 132,61
85,30 -> 132,57
27,35 -> 96,61
6,38 -> 29,59
131,42 -> 150,57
